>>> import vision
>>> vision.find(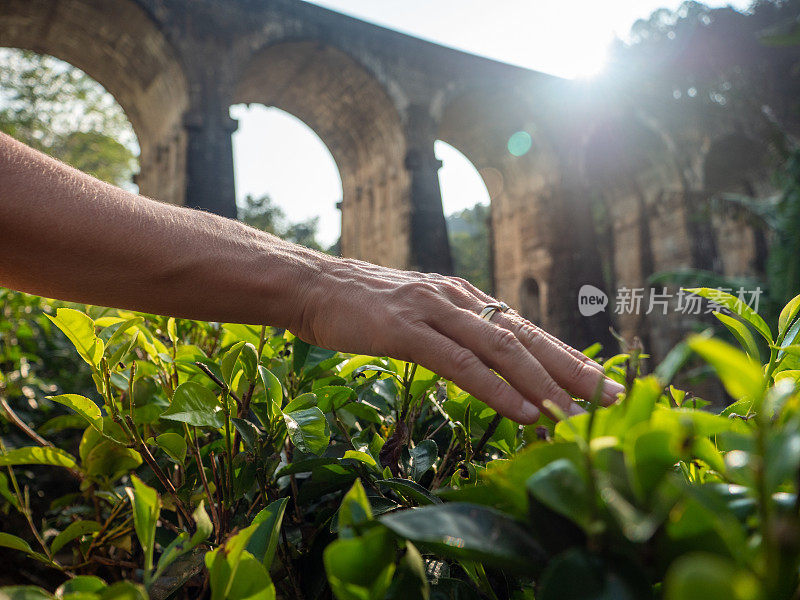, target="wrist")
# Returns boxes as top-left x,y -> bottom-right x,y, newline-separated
264,239 -> 337,334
